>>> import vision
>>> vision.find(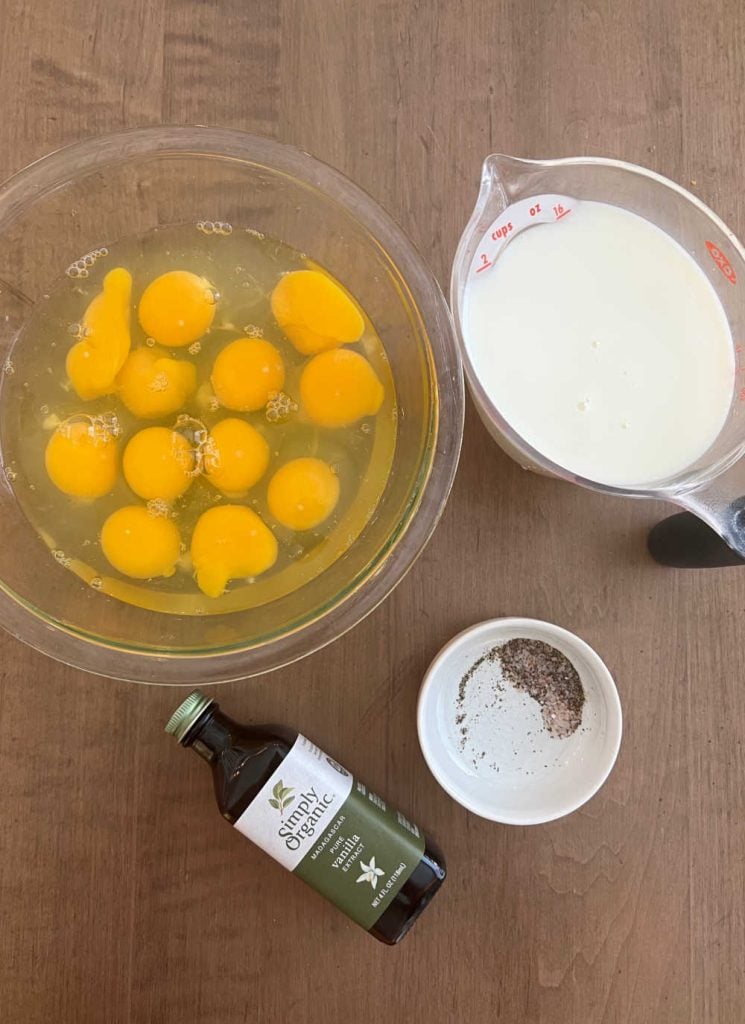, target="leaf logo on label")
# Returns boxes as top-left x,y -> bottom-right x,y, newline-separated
268,779 -> 295,815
